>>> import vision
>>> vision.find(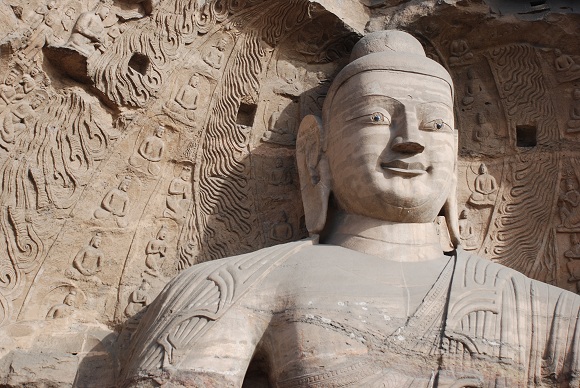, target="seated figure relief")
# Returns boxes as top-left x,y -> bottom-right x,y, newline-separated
66,5 -> 110,56
165,73 -> 200,124
449,38 -> 473,66
94,176 -> 132,228
121,31 -> 580,387
142,225 -> 168,278
262,103 -> 297,146
203,39 -> 227,70
269,211 -> 293,243
66,233 -> 105,284
554,49 -> 580,83
129,125 -> 166,176
175,74 -> 200,111
46,290 -> 77,319
164,166 -> 192,221
125,280 -> 152,317
467,162 -> 498,207
558,177 -> 580,230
